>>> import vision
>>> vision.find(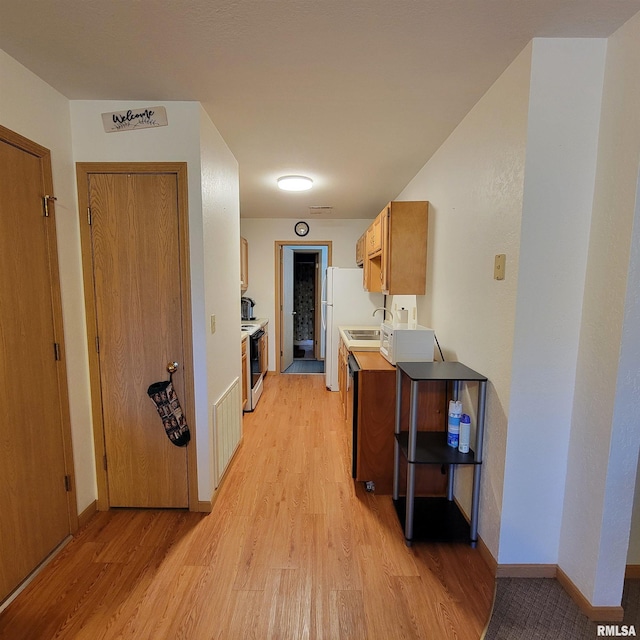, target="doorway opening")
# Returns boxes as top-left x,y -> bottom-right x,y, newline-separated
275,241 -> 331,374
